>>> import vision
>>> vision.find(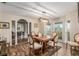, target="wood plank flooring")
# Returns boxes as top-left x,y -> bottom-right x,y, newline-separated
5,42 -> 79,56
